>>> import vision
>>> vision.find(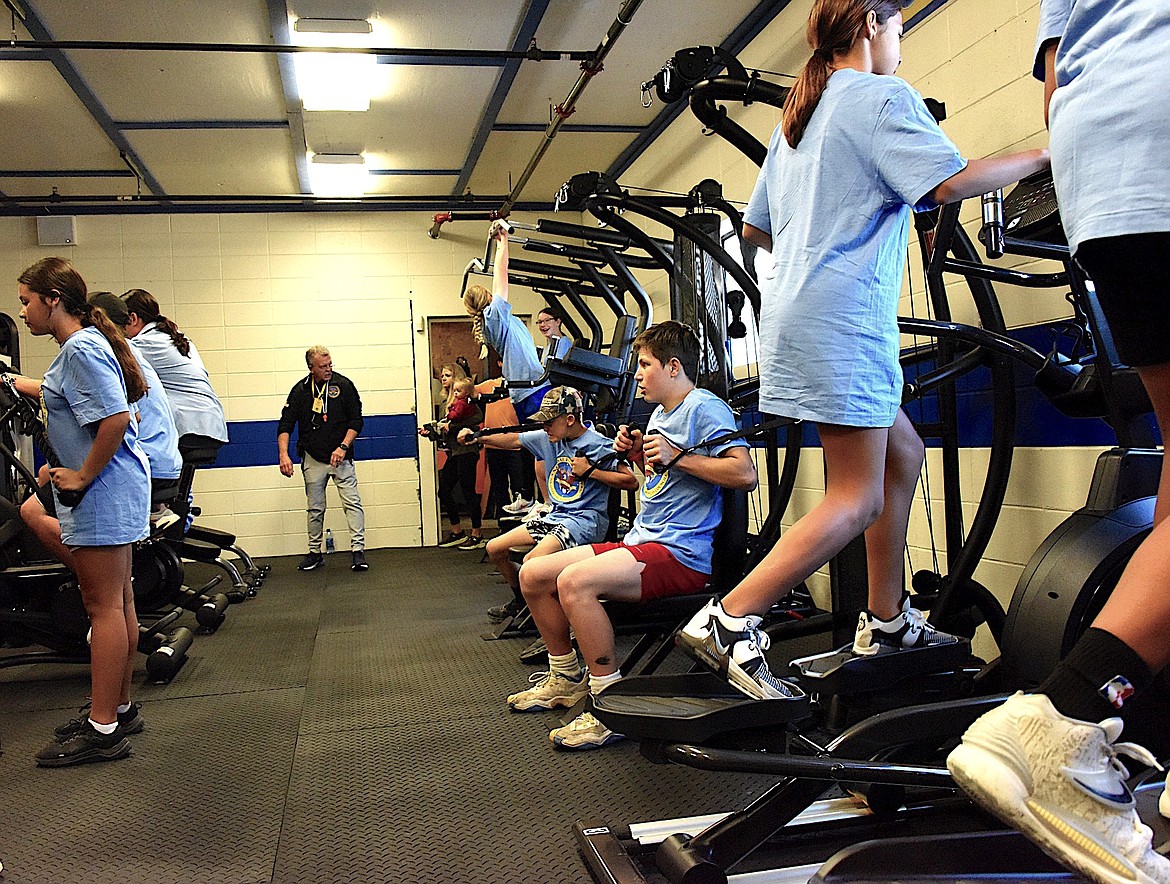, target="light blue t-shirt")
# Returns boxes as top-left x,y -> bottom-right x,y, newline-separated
482,298 -> 544,406
129,338 -> 182,481
133,322 -> 229,443
519,425 -> 617,544
1034,0 -> 1170,250
744,69 -> 966,427
545,335 -> 573,361
41,326 -> 150,546
622,388 -> 746,574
